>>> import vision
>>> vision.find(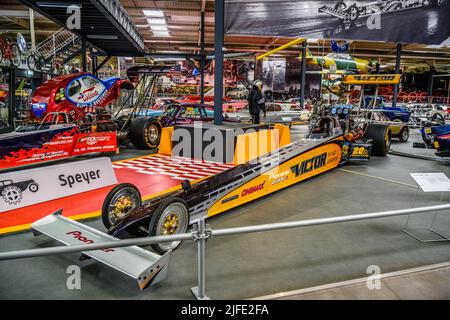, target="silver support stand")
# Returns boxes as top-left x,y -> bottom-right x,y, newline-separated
191,218 -> 211,300
404,189 -> 449,243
